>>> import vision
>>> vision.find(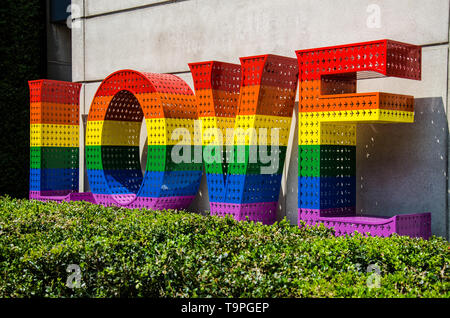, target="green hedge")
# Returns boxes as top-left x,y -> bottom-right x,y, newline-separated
0,197 -> 448,298
0,0 -> 46,198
